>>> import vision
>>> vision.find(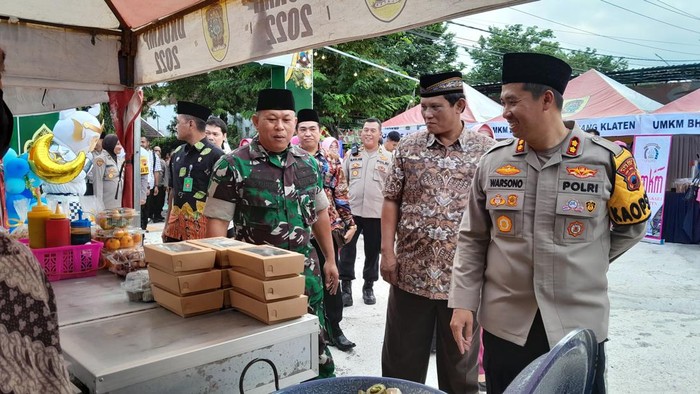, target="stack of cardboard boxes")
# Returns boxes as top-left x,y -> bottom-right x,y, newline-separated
187,237 -> 251,308
145,242 -> 223,317
226,244 -> 308,324
145,238 -> 308,324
